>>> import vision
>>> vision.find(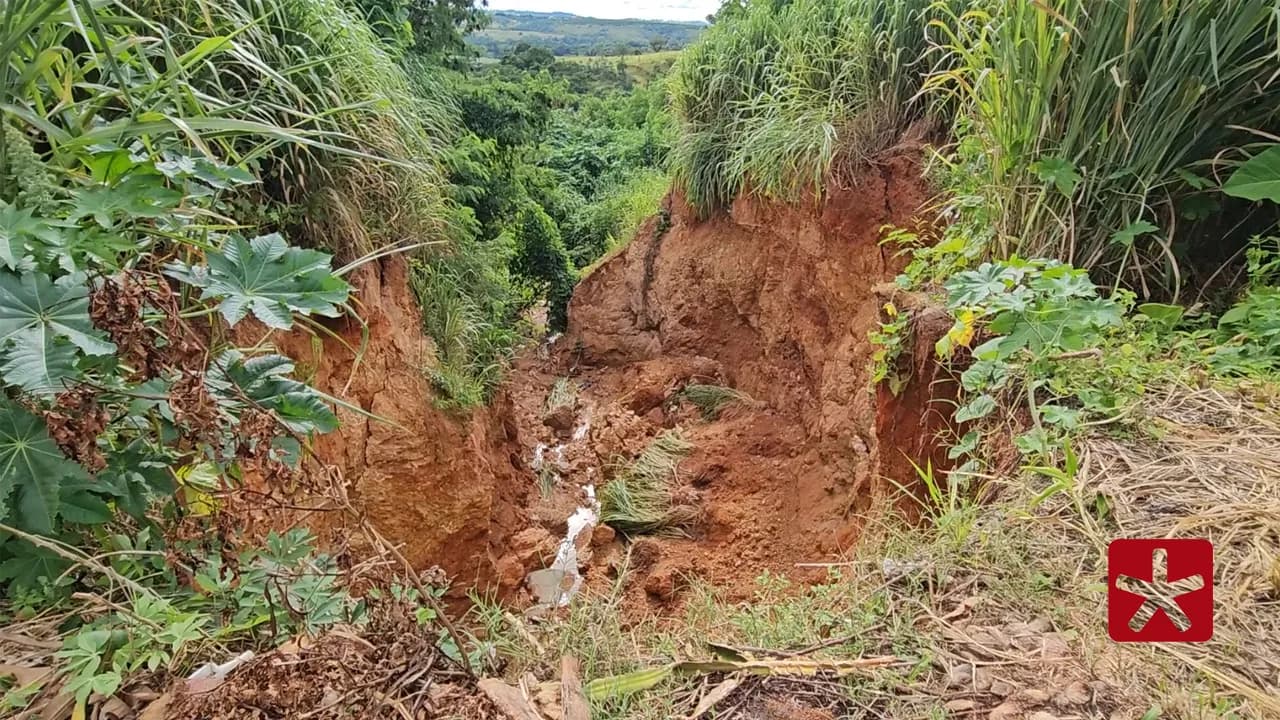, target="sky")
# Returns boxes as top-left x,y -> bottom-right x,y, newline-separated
485,0 -> 719,22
